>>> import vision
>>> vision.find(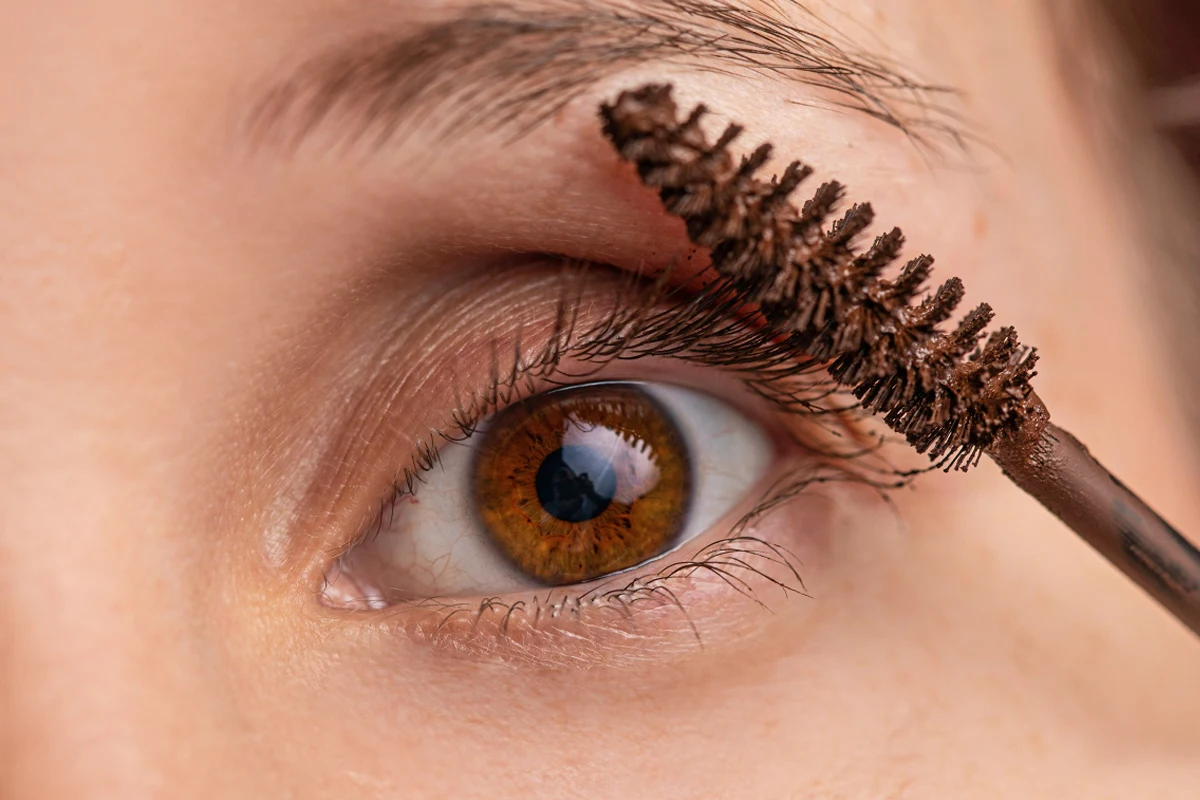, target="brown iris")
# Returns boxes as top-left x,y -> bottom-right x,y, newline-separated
472,383 -> 692,585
